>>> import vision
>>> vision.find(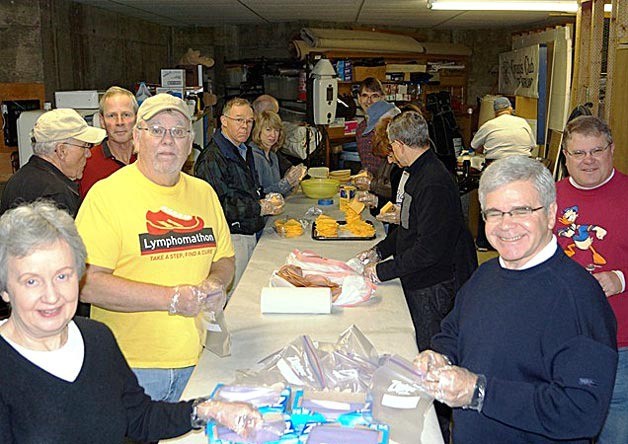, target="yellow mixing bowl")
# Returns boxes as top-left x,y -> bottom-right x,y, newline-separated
300,178 -> 340,199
